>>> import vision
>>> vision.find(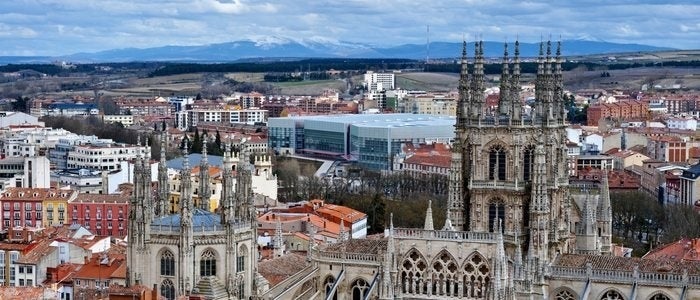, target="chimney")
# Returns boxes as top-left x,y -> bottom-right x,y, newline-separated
152,283 -> 159,299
